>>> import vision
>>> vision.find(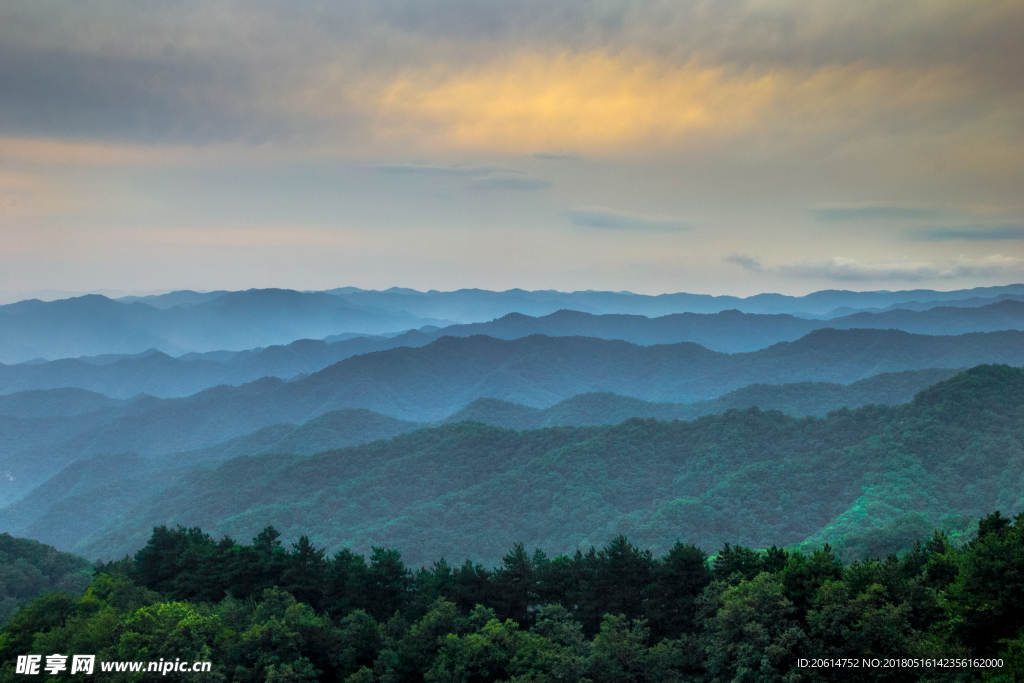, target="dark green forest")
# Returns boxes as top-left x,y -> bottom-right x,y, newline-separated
2,514 -> 1023,682
0,534 -> 91,624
